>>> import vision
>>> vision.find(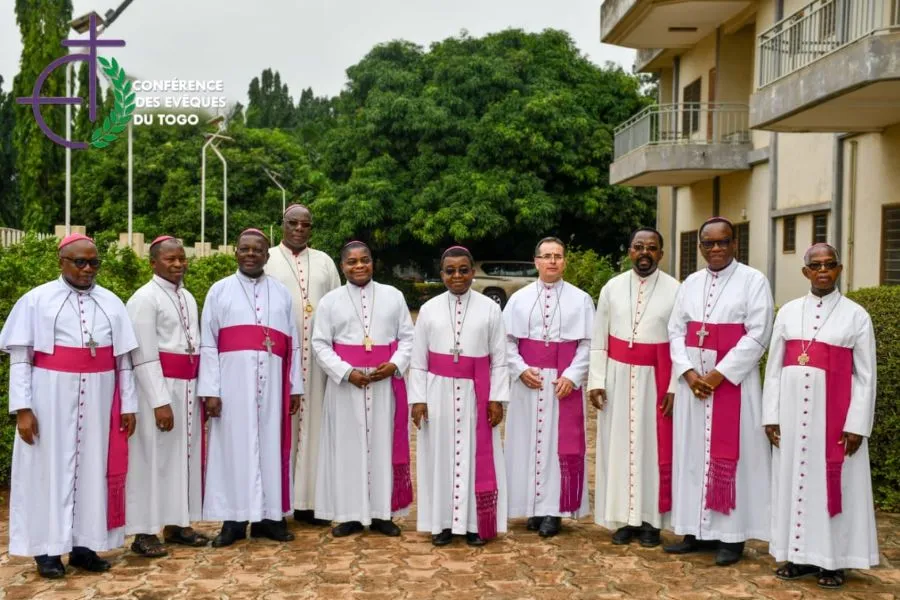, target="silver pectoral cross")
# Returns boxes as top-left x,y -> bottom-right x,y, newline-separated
86,335 -> 98,358
543,333 -> 550,348
263,334 -> 274,356
450,343 -> 462,363
696,325 -> 709,347
187,340 -> 196,363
